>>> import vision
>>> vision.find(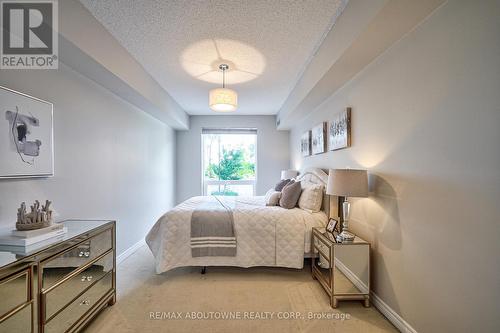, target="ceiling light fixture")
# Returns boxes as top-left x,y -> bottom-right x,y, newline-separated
209,64 -> 238,112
